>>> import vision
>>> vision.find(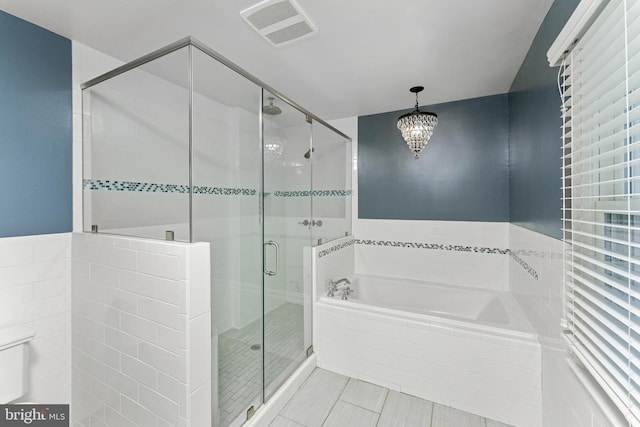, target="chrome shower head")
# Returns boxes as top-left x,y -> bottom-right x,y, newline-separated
304,148 -> 315,159
263,97 -> 282,115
